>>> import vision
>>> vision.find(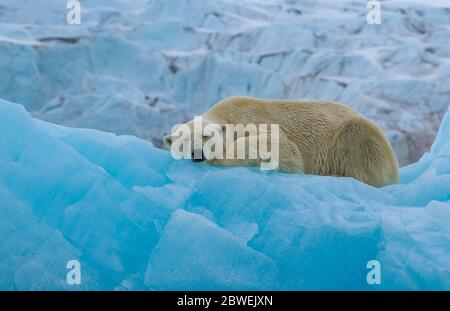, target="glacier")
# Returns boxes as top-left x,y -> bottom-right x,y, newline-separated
1,0 -> 450,166
0,97 -> 449,290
